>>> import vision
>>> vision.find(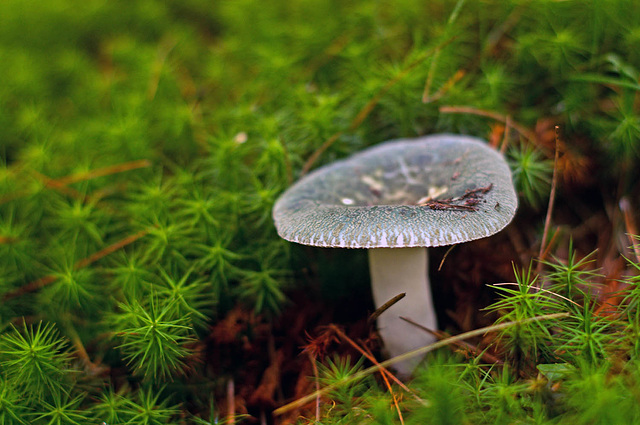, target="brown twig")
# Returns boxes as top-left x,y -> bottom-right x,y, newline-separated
439,106 -> 542,150
438,245 -> 456,271
329,325 -> 415,396
30,171 -> 85,199
537,126 -> 561,273
329,324 -> 424,421
3,229 -> 148,301
368,293 -> 406,324
500,115 -> 512,154
273,312 -> 568,416
419,200 -> 477,211
423,69 -> 466,103
417,183 -> 493,211
361,346 -> 405,425
538,226 -> 561,267
49,159 -> 152,187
